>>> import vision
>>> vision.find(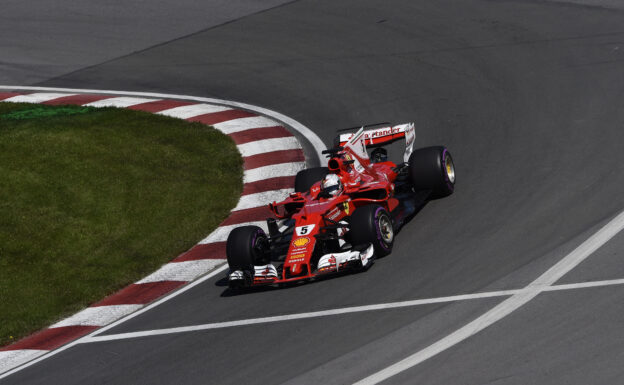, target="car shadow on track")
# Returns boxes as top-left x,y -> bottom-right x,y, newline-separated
216,198 -> 430,297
